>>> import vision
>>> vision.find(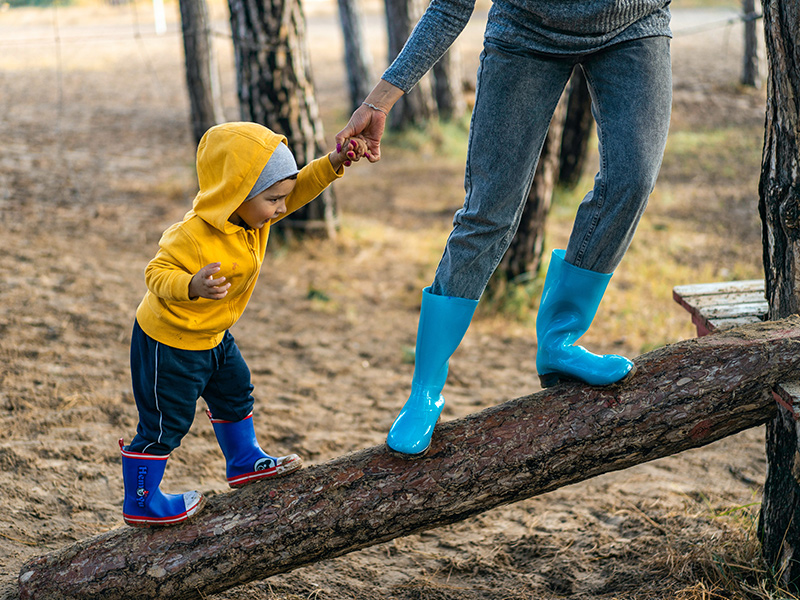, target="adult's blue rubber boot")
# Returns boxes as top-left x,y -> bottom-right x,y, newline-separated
535,249 -> 635,388
207,411 -> 302,488
120,439 -> 204,527
386,287 -> 479,457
